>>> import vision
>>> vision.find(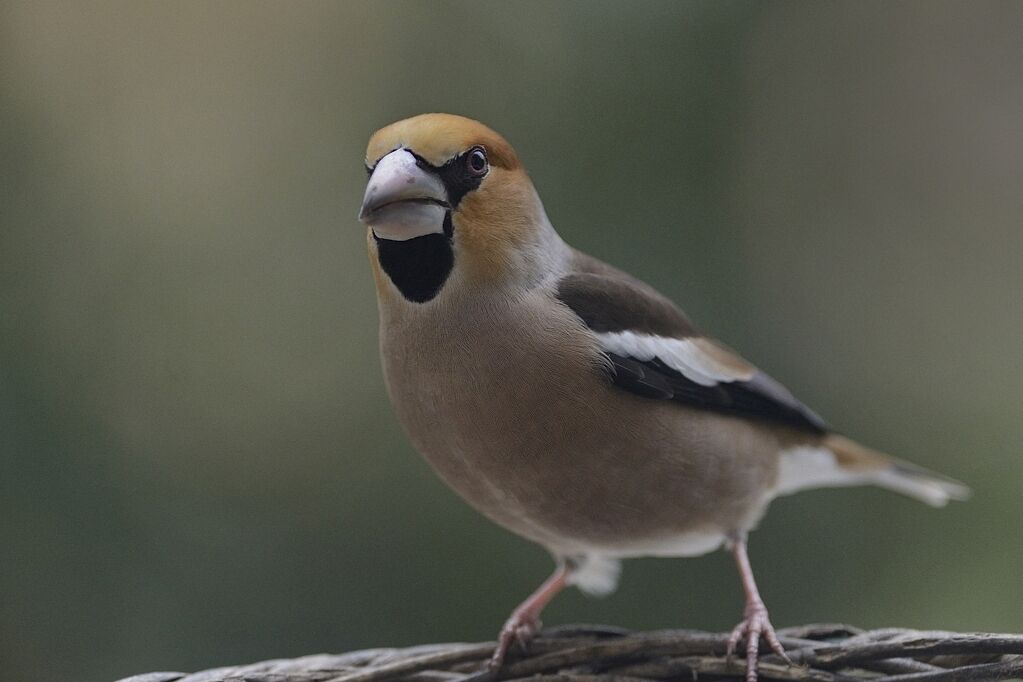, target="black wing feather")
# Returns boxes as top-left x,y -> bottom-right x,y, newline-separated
604,354 -> 826,433
556,267 -> 828,435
